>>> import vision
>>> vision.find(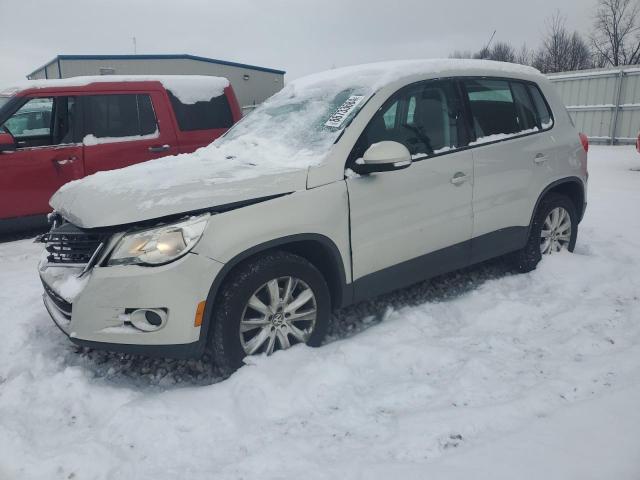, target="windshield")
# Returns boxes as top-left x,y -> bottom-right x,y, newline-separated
213,83 -> 373,170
